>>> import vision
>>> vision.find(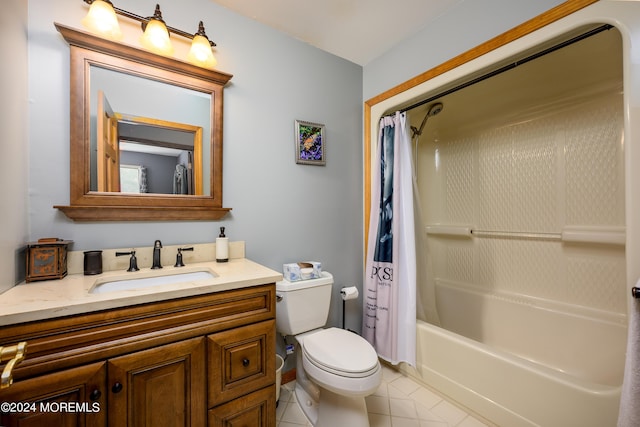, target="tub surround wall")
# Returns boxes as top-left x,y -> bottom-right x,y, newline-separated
419,92 -> 626,317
